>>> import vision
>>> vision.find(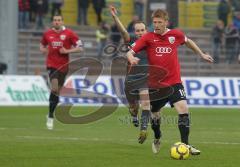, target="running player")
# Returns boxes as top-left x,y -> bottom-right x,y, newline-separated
40,14 -> 83,130
126,9 -> 214,154
109,6 -> 150,144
